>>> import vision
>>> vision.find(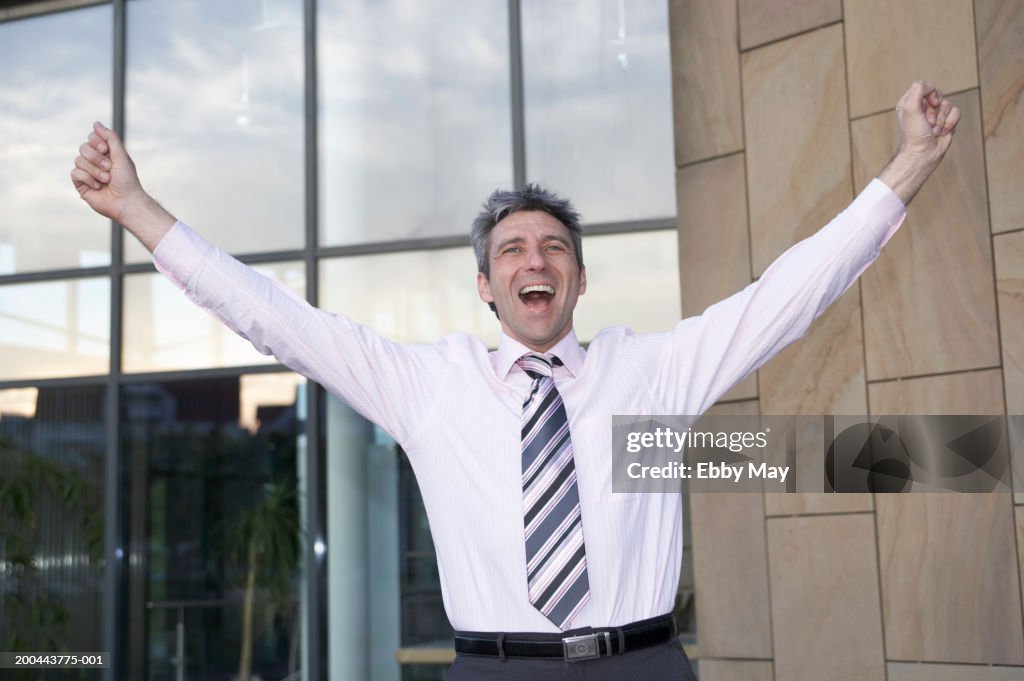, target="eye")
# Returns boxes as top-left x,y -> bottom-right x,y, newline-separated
503,246 -> 522,255
545,243 -> 565,252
